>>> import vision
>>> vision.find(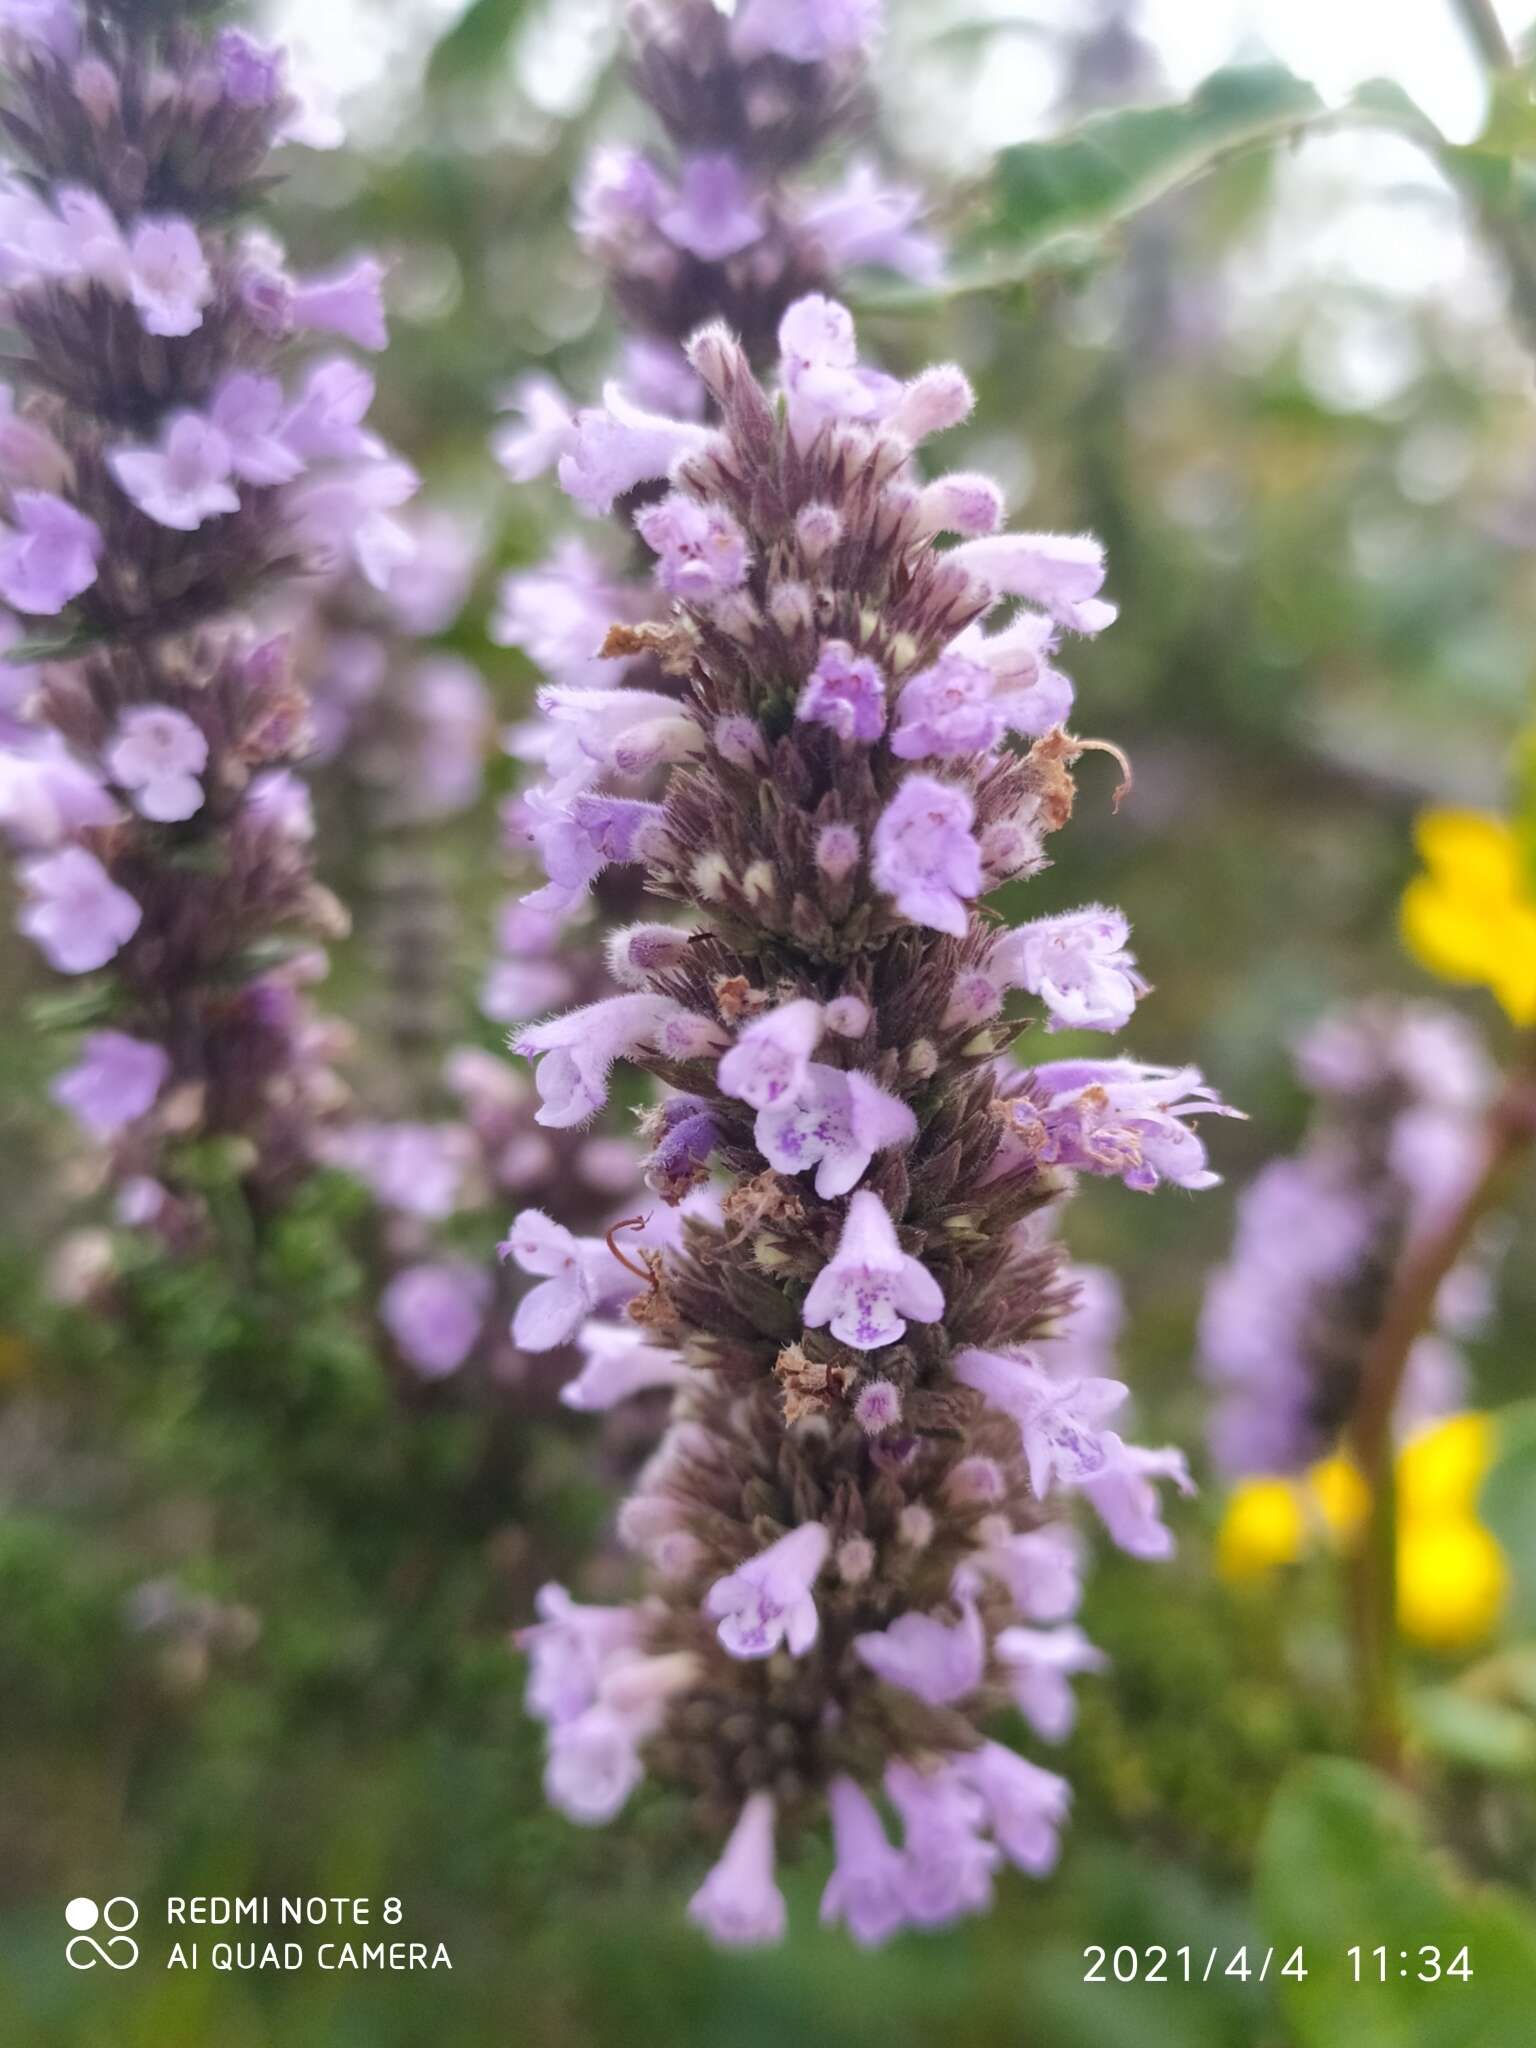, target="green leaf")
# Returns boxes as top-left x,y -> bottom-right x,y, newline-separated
1257,1758 -> 1536,2048
1407,1687 -> 1536,1774
1480,1400 -> 1536,1628
425,0 -> 535,90
872,65 -> 1458,306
